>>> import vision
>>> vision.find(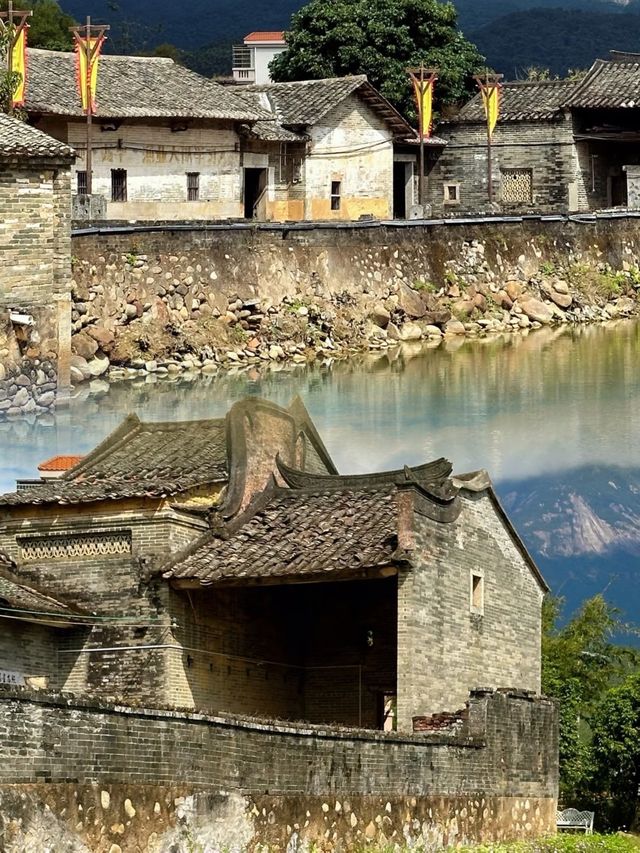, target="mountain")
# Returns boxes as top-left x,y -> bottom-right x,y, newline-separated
57,0 -> 640,76
499,465 -> 640,632
469,8 -> 640,77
